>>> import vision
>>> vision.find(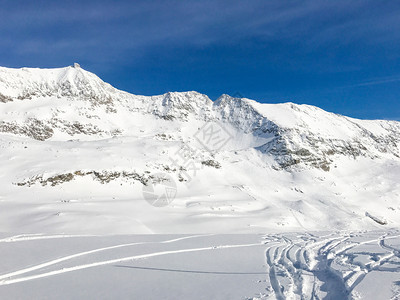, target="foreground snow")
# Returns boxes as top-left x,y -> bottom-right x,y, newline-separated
0,231 -> 399,299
